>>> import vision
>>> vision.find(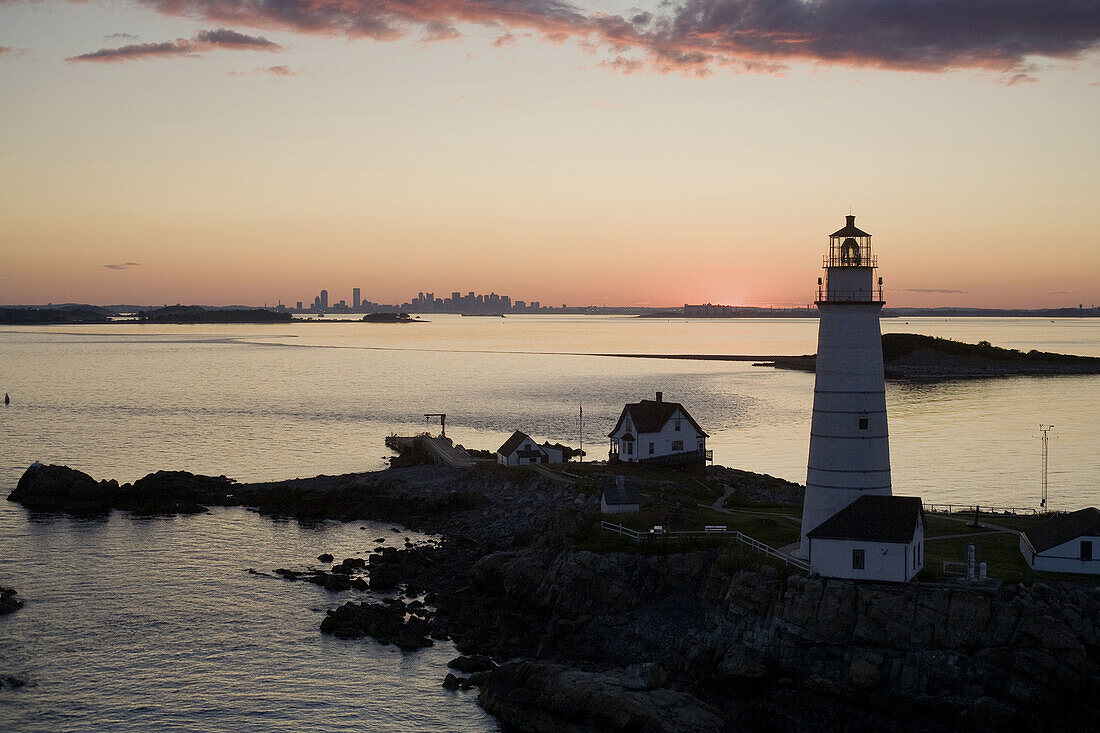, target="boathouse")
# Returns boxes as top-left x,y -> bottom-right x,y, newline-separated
608,392 -> 709,471
805,495 -> 925,582
1019,507 -> 1100,575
